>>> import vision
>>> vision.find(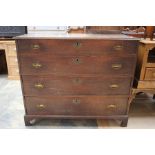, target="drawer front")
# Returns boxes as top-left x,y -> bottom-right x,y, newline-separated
9,66 -> 19,76
7,45 -> 17,56
22,76 -> 131,96
25,96 -> 128,116
144,68 -> 155,80
19,55 -> 136,76
17,39 -> 138,55
7,56 -> 18,66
